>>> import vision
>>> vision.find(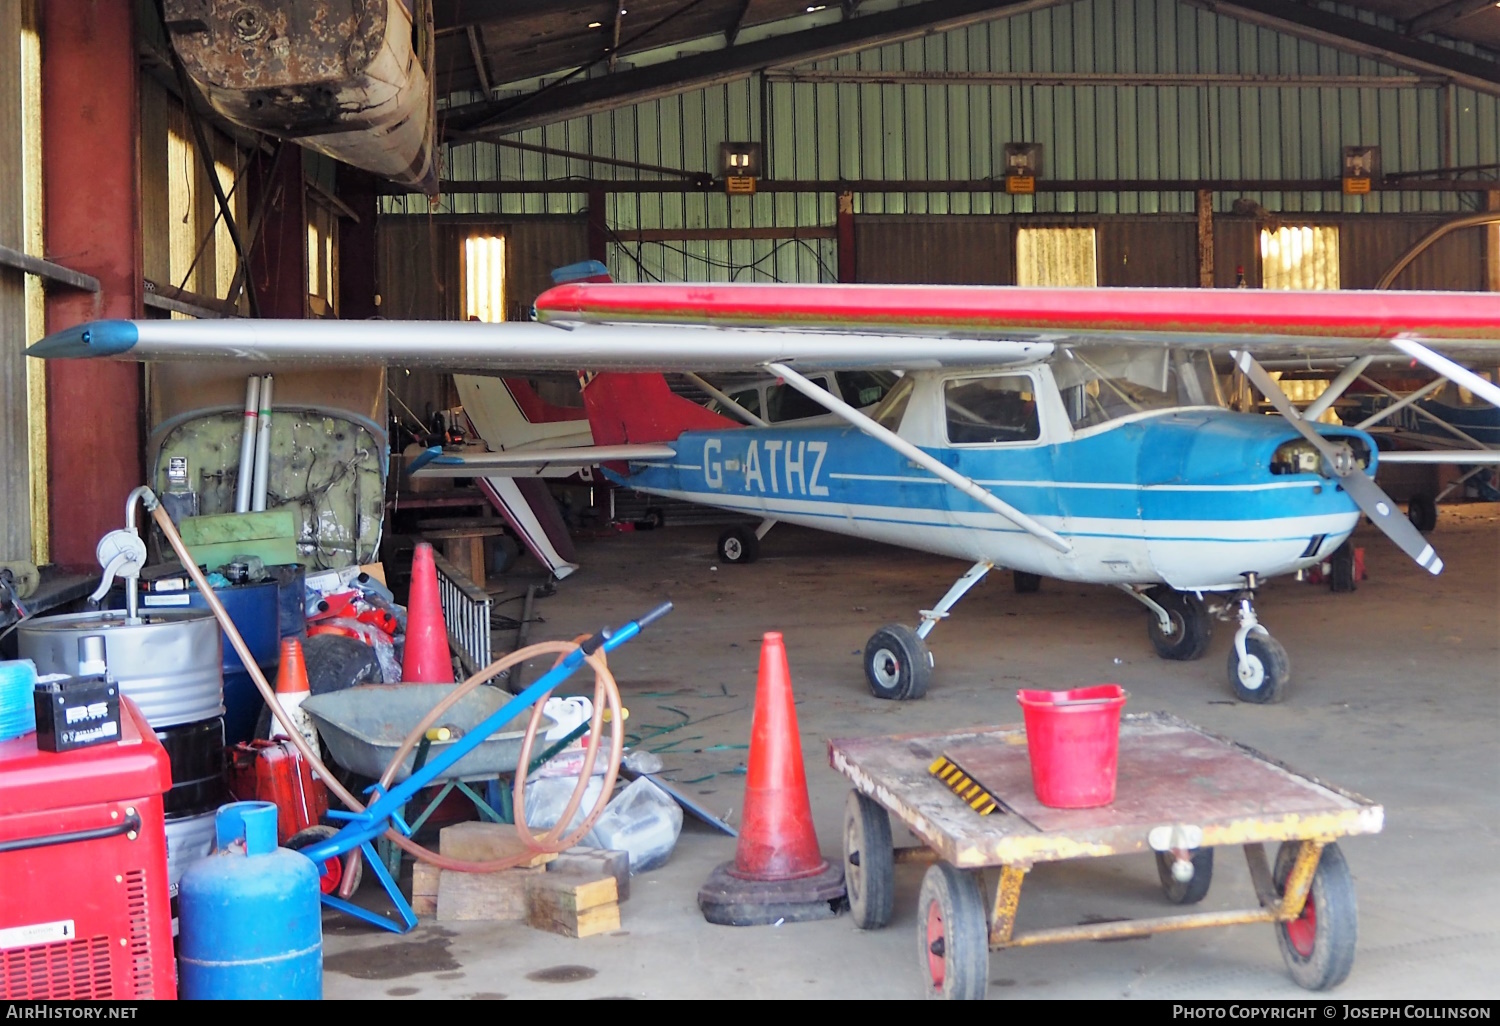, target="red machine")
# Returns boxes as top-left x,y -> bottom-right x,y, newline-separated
0,696 -> 176,999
